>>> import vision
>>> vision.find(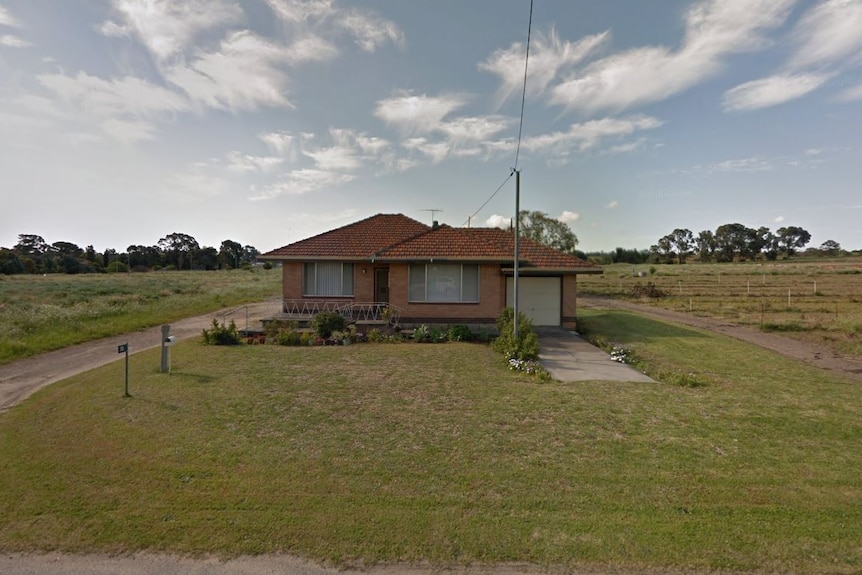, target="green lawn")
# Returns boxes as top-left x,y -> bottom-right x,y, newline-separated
1,315 -> 860,573
0,269 -> 281,364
